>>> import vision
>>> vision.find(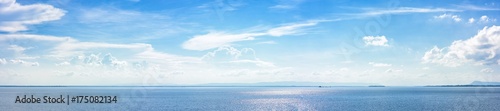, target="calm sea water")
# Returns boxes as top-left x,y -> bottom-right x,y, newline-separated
1,87 -> 500,111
